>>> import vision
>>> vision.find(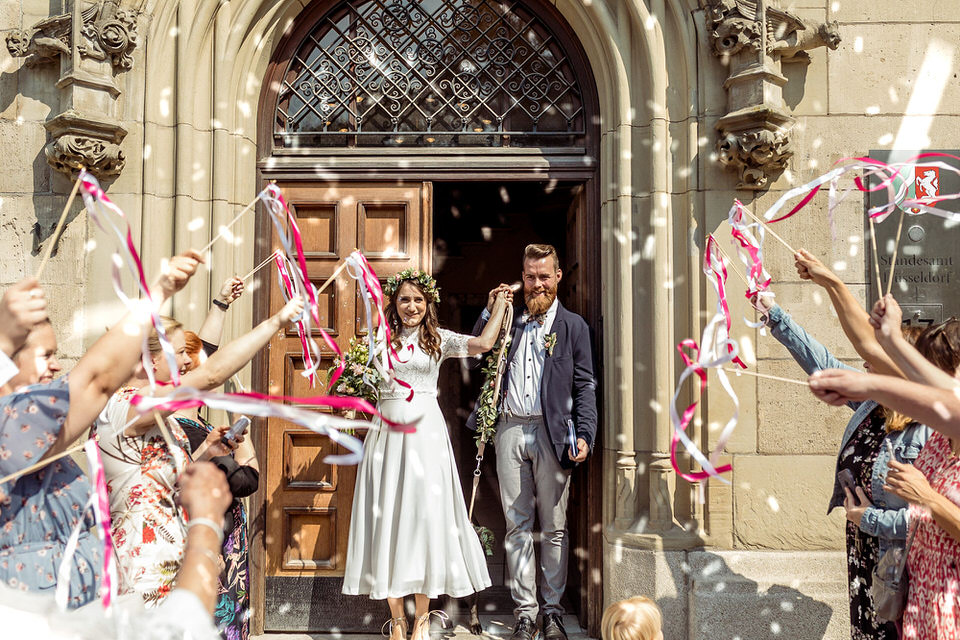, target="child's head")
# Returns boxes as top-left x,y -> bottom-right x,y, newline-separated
601,597 -> 663,640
